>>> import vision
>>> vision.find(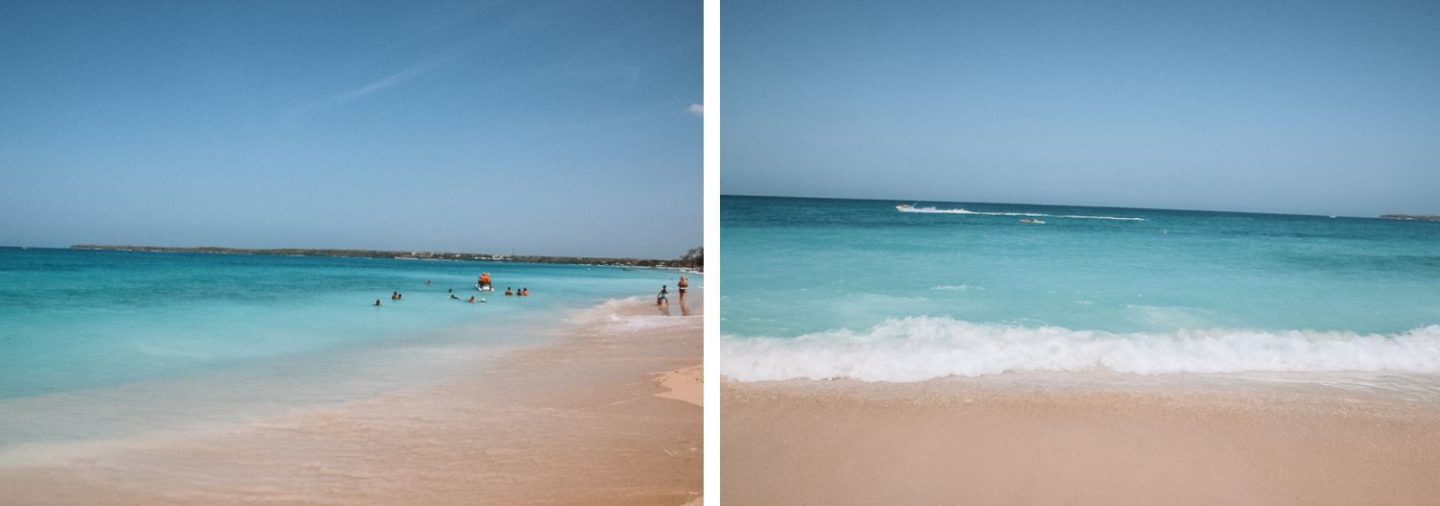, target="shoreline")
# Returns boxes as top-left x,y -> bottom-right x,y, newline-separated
723,373 -> 1440,505
0,295 -> 702,505
655,364 -> 704,407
